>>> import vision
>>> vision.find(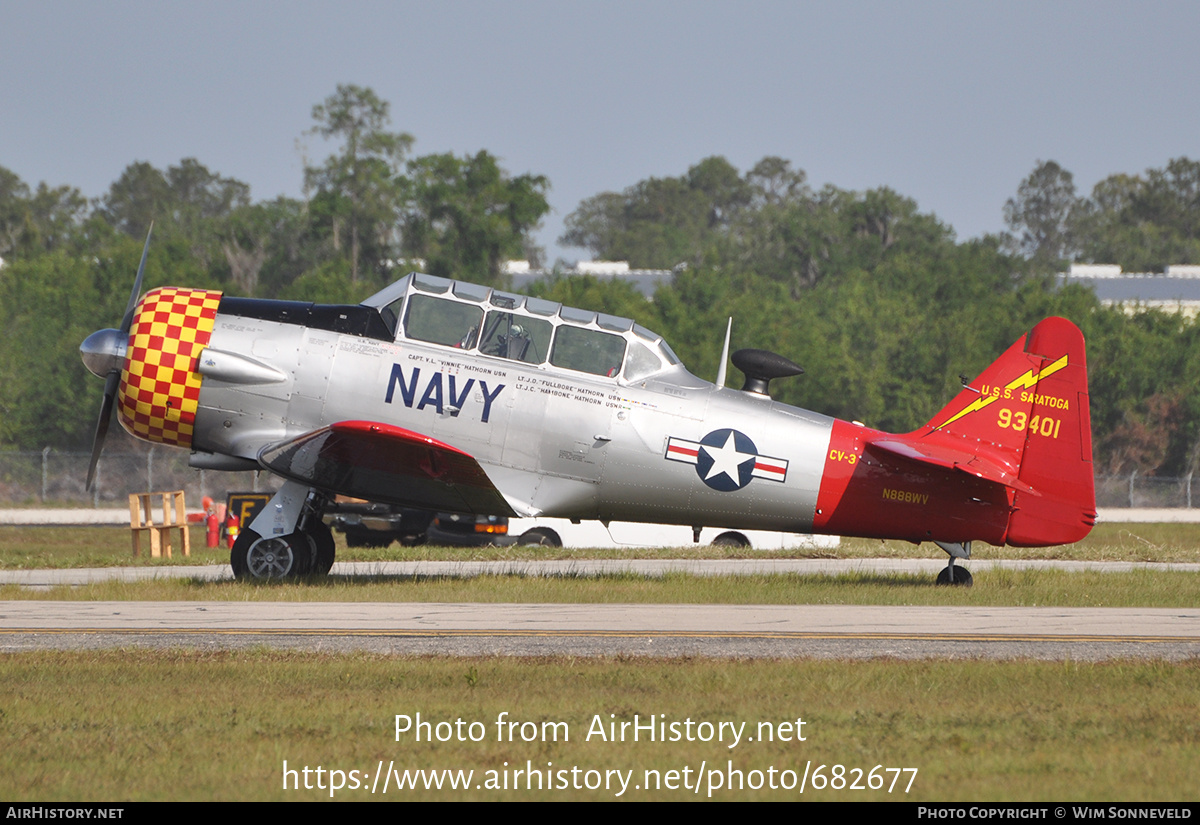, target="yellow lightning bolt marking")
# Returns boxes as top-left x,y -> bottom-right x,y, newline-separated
934,354 -> 1068,431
